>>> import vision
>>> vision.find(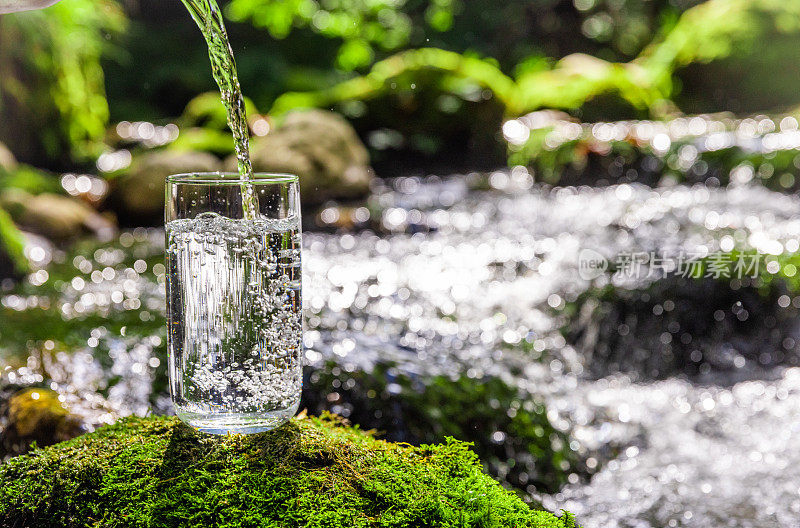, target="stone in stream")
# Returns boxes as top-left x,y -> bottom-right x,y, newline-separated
0,388 -> 83,457
567,273 -> 800,382
0,415 -> 577,527
225,110 -> 374,205
108,150 -> 221,225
